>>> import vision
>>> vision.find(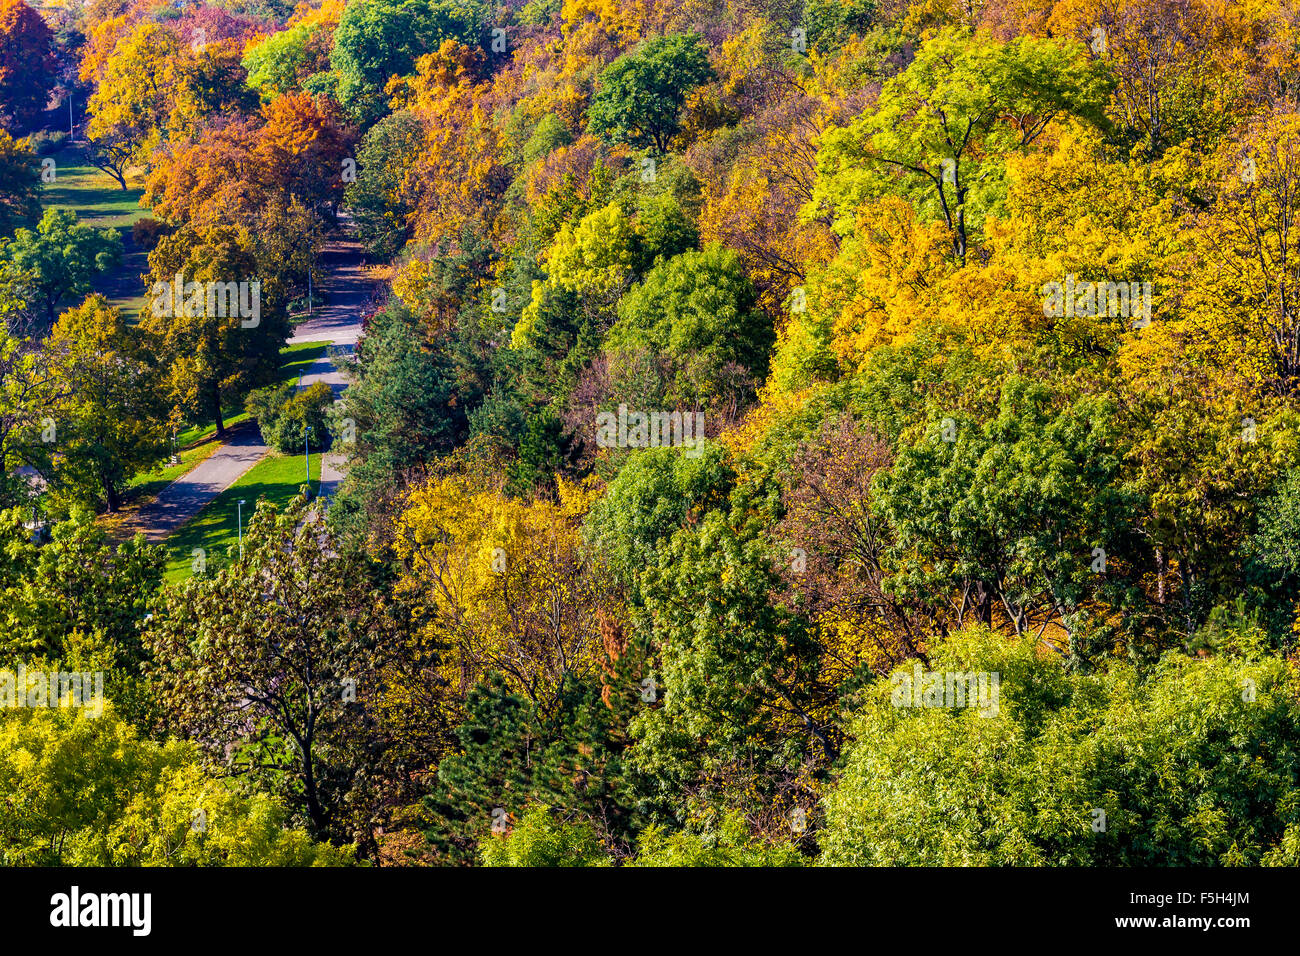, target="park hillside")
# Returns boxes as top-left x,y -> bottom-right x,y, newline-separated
2,0 -> 1300,867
